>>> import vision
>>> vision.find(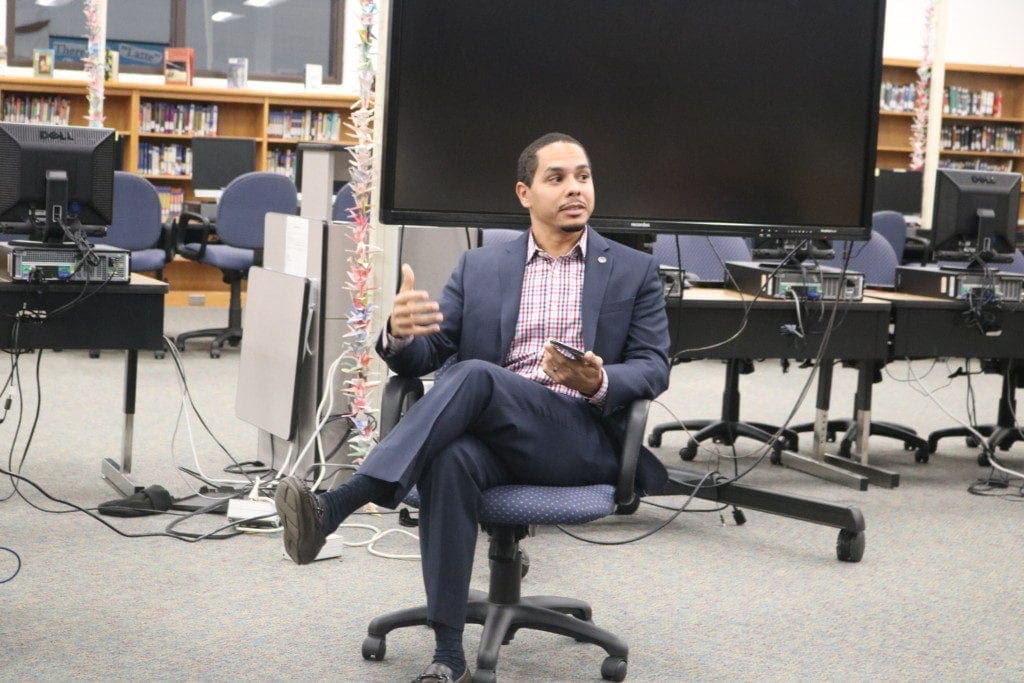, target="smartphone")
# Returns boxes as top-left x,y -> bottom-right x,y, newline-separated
549,339 -> 586,360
